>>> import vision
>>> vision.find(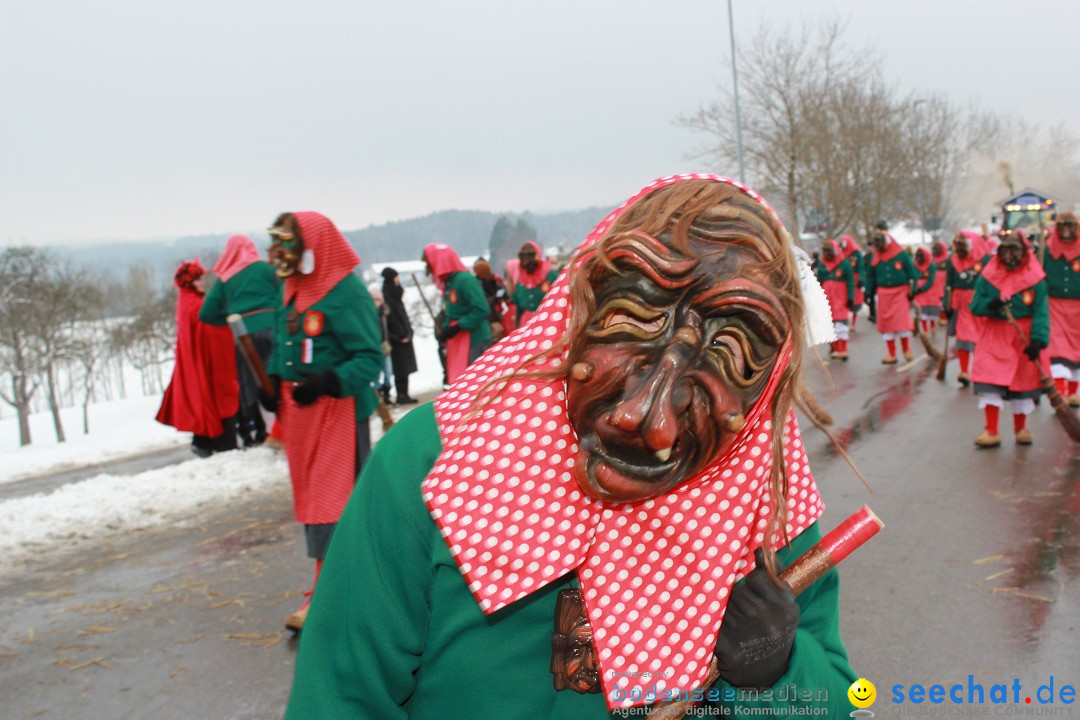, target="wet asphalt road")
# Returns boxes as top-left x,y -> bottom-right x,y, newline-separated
0,328 -> 1077,719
